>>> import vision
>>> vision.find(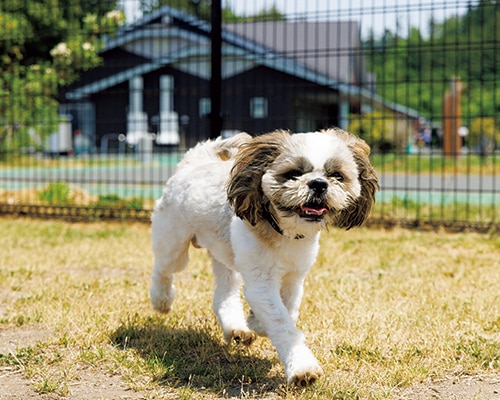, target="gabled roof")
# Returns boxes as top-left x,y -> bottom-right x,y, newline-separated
64,5 -> 420,119
225,21 -> 365,85
67,5 -> 351,99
